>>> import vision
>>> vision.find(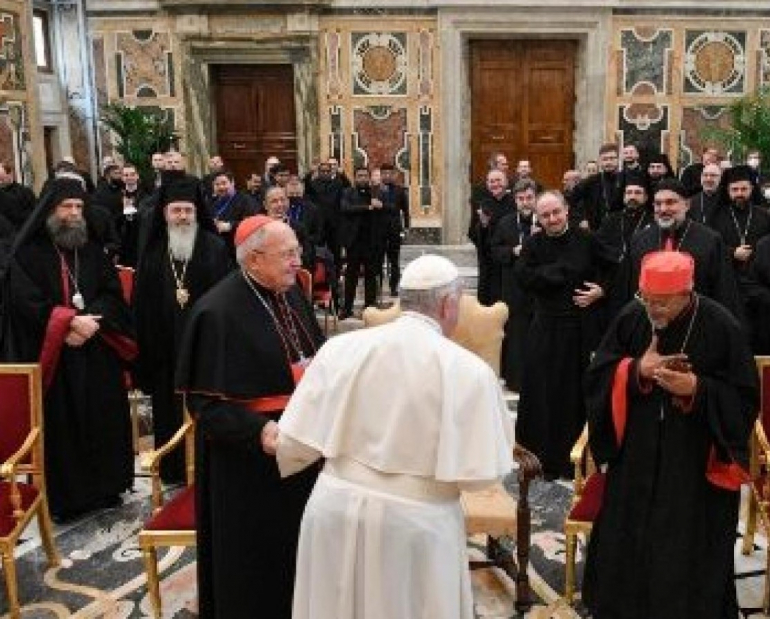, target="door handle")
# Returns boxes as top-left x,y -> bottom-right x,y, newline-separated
490,135 -> 504,141
232,143 -> 246,149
